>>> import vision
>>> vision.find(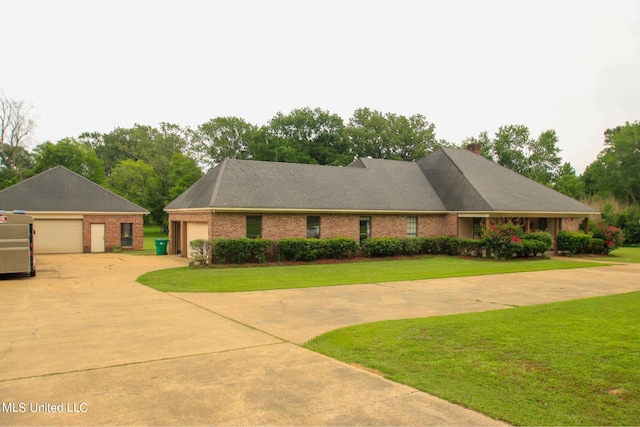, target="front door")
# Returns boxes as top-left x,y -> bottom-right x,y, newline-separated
91,223 -> 105,253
